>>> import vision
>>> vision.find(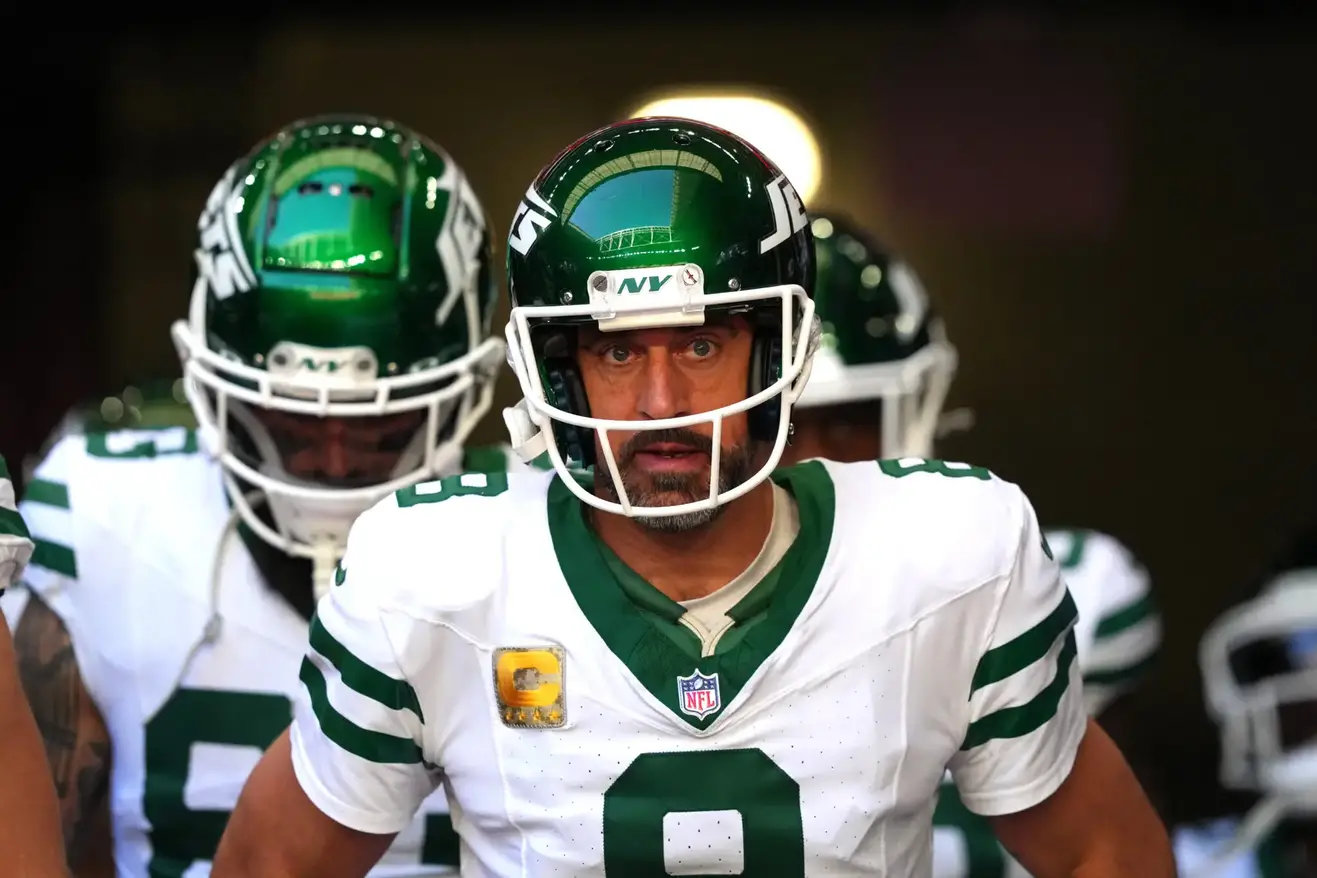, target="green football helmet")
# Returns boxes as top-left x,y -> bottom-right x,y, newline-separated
502,116 -> 819,519
172,115 -> 503,587
795,212 -> 957,457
